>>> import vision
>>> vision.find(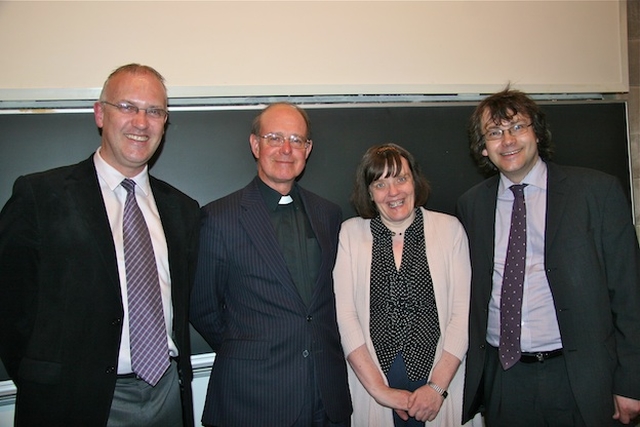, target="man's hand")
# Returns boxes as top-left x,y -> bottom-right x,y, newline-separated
613,395 -> 640,424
